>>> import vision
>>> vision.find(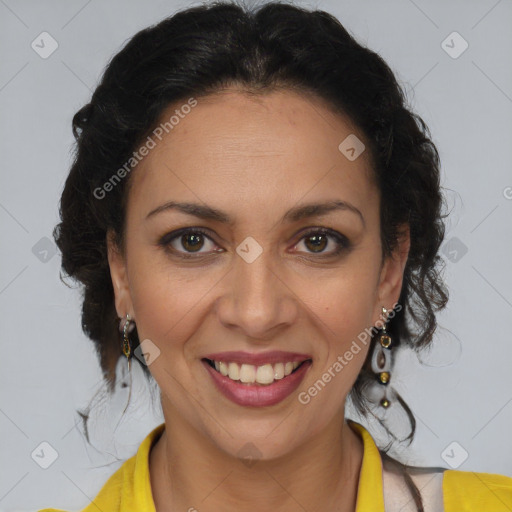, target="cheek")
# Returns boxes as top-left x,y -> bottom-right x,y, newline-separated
125,241 -> 225,366
129,270 -> 205,353
309,259 -> 381,341
301,254 -> 380,393
312,282 -> 374,385
296,278 -> 376,428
